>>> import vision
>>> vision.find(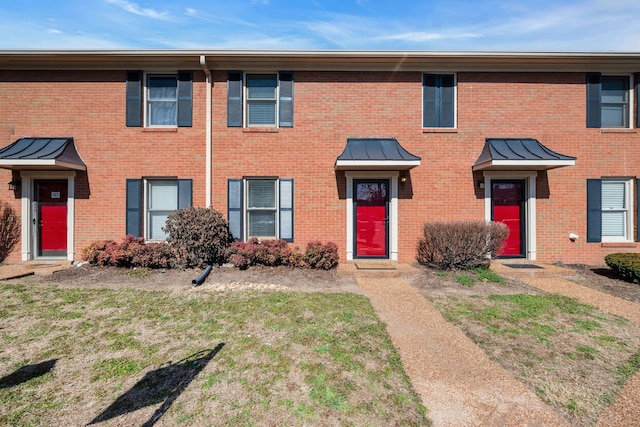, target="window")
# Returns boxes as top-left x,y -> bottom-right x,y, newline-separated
126,71 -> 192,128
587,178 -> 638,243
147,76 -> 178,127
586,73 -> 632,128
227,71 -> 294,128
423,74 -> 455,128
125,178 -> 192,240
227,178 -> 294,241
